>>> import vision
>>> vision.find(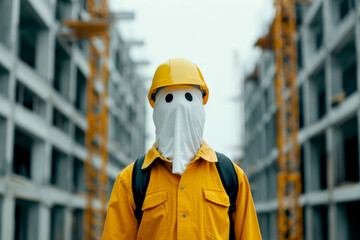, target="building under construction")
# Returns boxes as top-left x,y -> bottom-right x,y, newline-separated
244,0 -> 360,239
0,0 -> 146,239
